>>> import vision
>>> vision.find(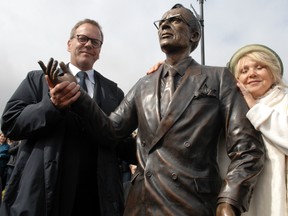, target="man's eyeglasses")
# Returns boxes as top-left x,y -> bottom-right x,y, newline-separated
153,14 -> 190,30
74,34 -> 103,48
